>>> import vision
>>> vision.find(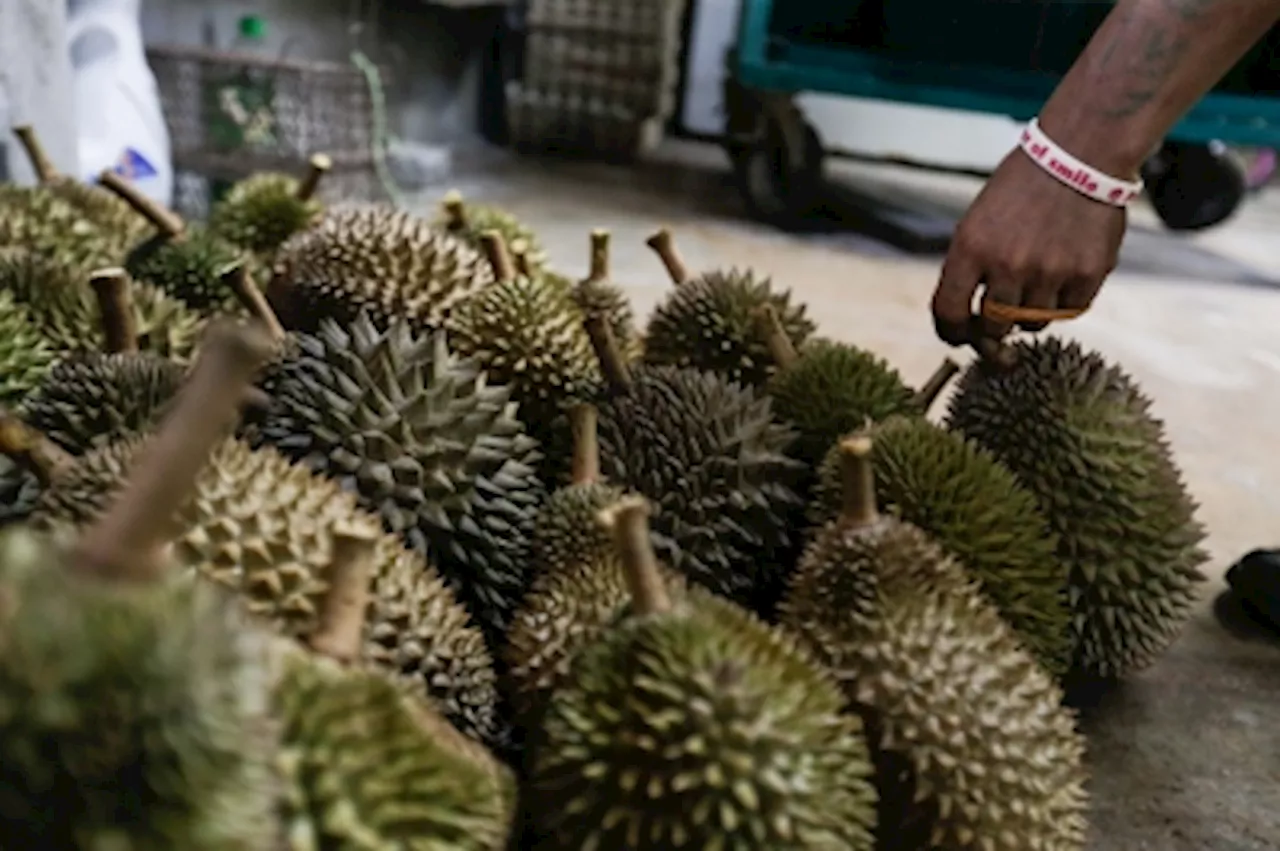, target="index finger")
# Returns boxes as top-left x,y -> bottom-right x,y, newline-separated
931,250 -> 983,347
